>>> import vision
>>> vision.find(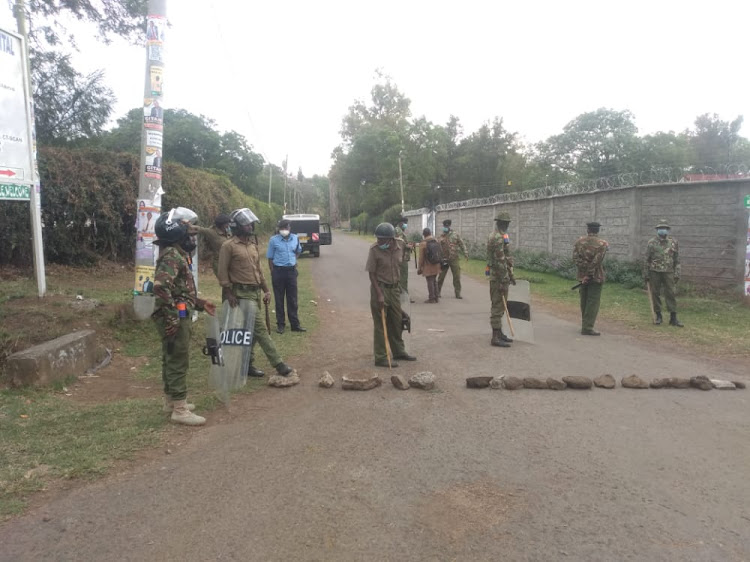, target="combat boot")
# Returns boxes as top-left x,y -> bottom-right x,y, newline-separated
455,292 -> 462,299
669,312 -> 684,327
654,312 -> 663,325
163,395 -> 195,413
247,364 -> 265,377
499,326 -> 513,343
275,362 -> 294,376
491,329 -> 510,348
171,400 -> 206,426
